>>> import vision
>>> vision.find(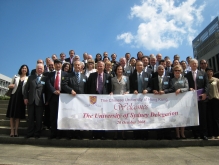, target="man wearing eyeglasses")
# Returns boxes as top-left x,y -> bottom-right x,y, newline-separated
199,59 -> 208,72
60,52 -> 66,64
185,59 -> 208,140
149,65 -> 172,140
